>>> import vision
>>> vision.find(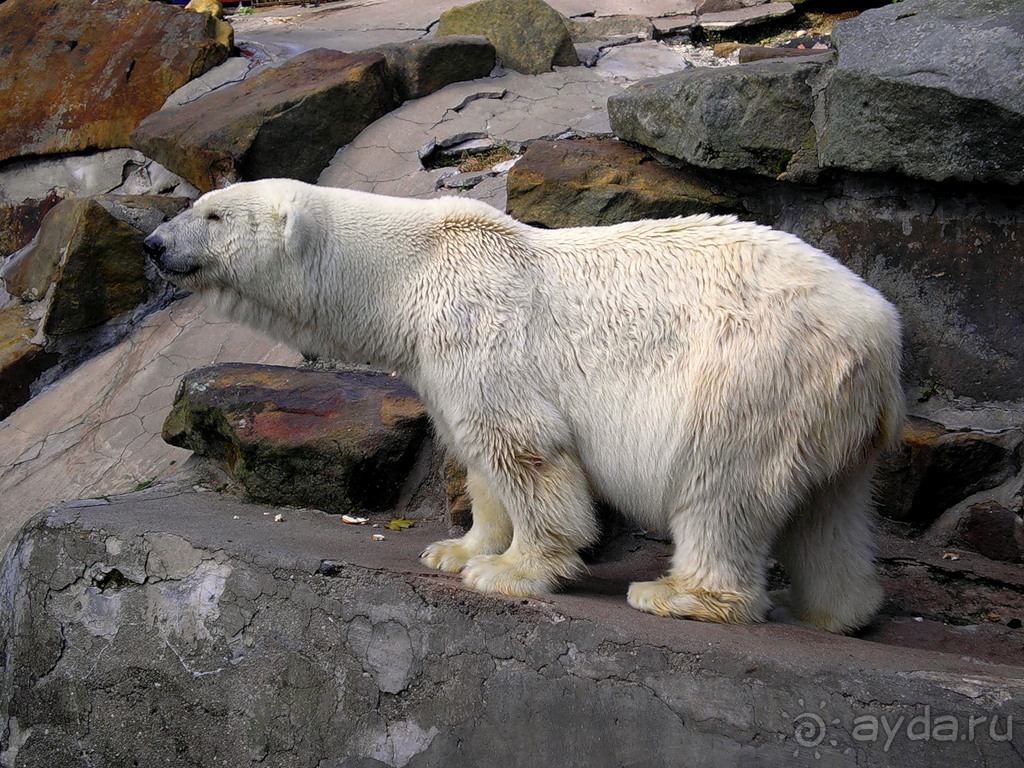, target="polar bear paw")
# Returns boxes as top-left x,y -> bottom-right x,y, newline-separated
461,552 -> 581,597
420,538 -> 482,573
628,578 -> 765,625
